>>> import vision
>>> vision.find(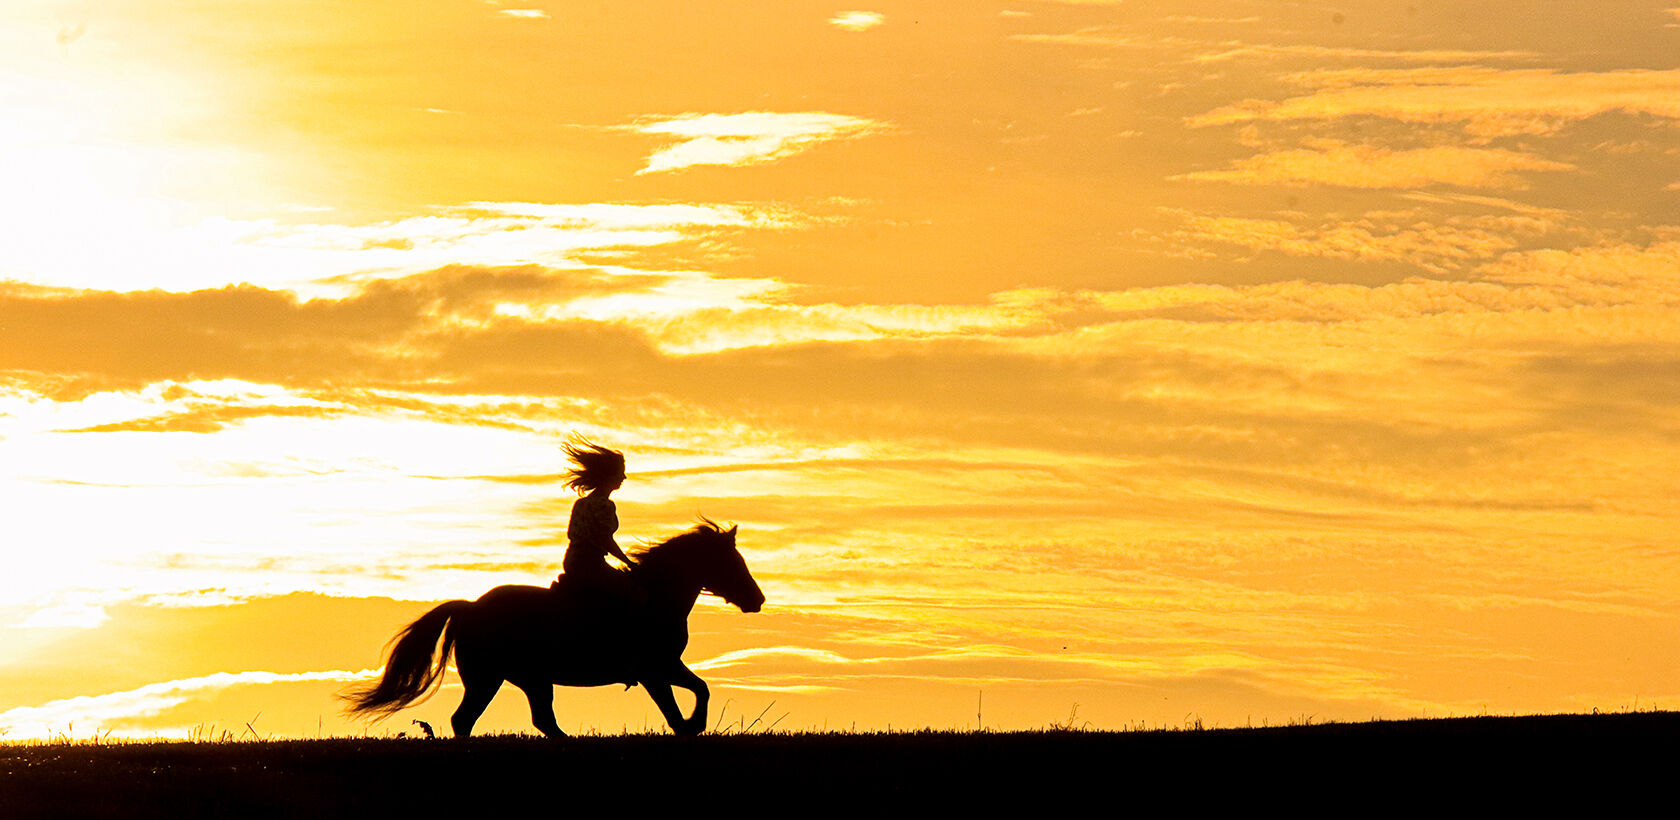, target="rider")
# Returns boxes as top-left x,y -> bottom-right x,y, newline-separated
556,439 -> 645,605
